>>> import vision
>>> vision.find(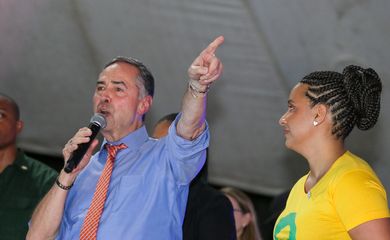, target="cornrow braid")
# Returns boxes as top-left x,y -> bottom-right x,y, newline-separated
300,65 -> 382,140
